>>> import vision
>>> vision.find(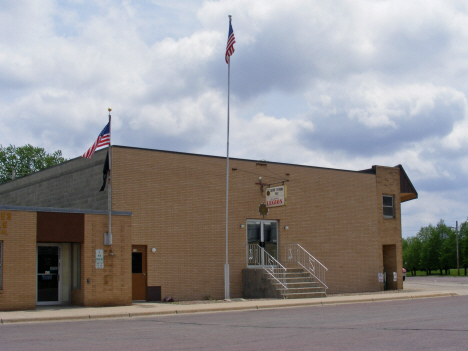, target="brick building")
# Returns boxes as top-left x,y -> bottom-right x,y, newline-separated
0,146 -> 417,310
